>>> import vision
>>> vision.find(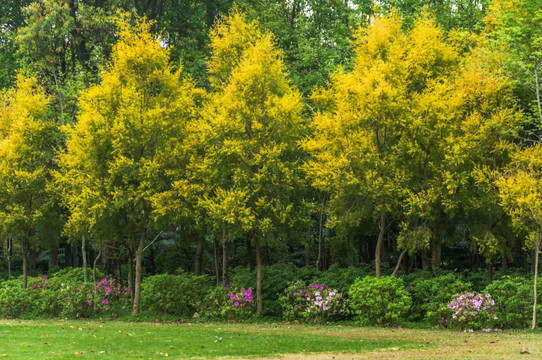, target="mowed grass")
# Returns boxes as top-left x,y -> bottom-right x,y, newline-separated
0,320 -> 539,359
